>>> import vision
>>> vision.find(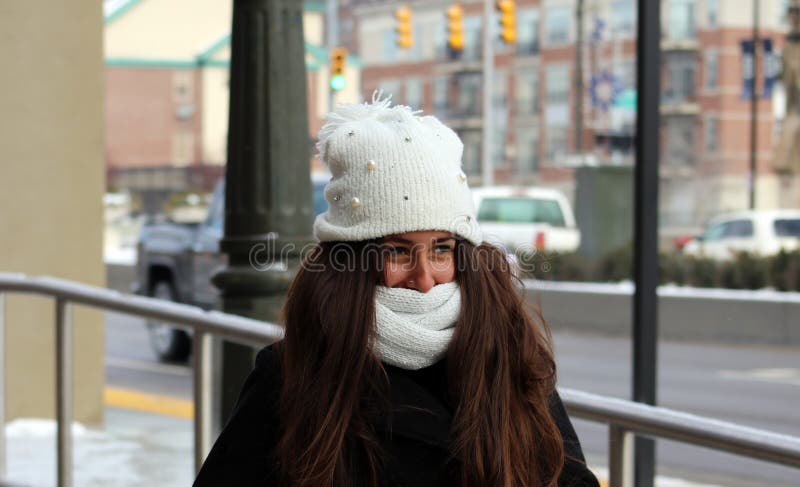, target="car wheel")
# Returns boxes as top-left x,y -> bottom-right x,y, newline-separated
147,280 -> 192,362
